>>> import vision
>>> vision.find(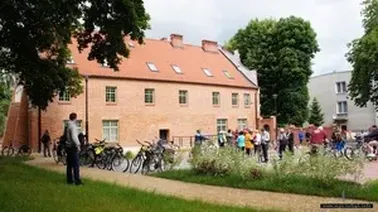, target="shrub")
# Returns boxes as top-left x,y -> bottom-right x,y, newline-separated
124,151 -> 135,160
190,141 -> 262,179
190,143 -> 365,182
